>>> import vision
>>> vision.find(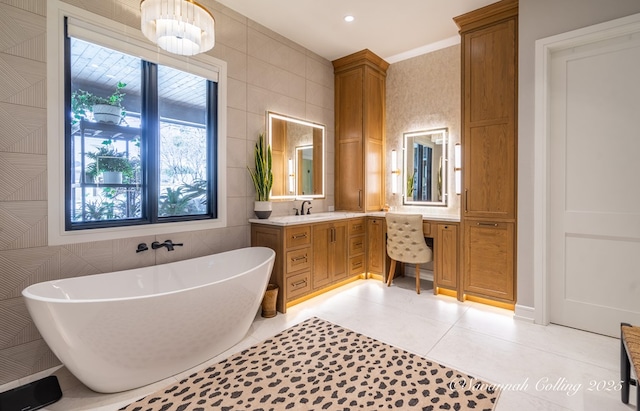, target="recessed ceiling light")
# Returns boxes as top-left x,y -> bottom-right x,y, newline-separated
344,15 -> 355,23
